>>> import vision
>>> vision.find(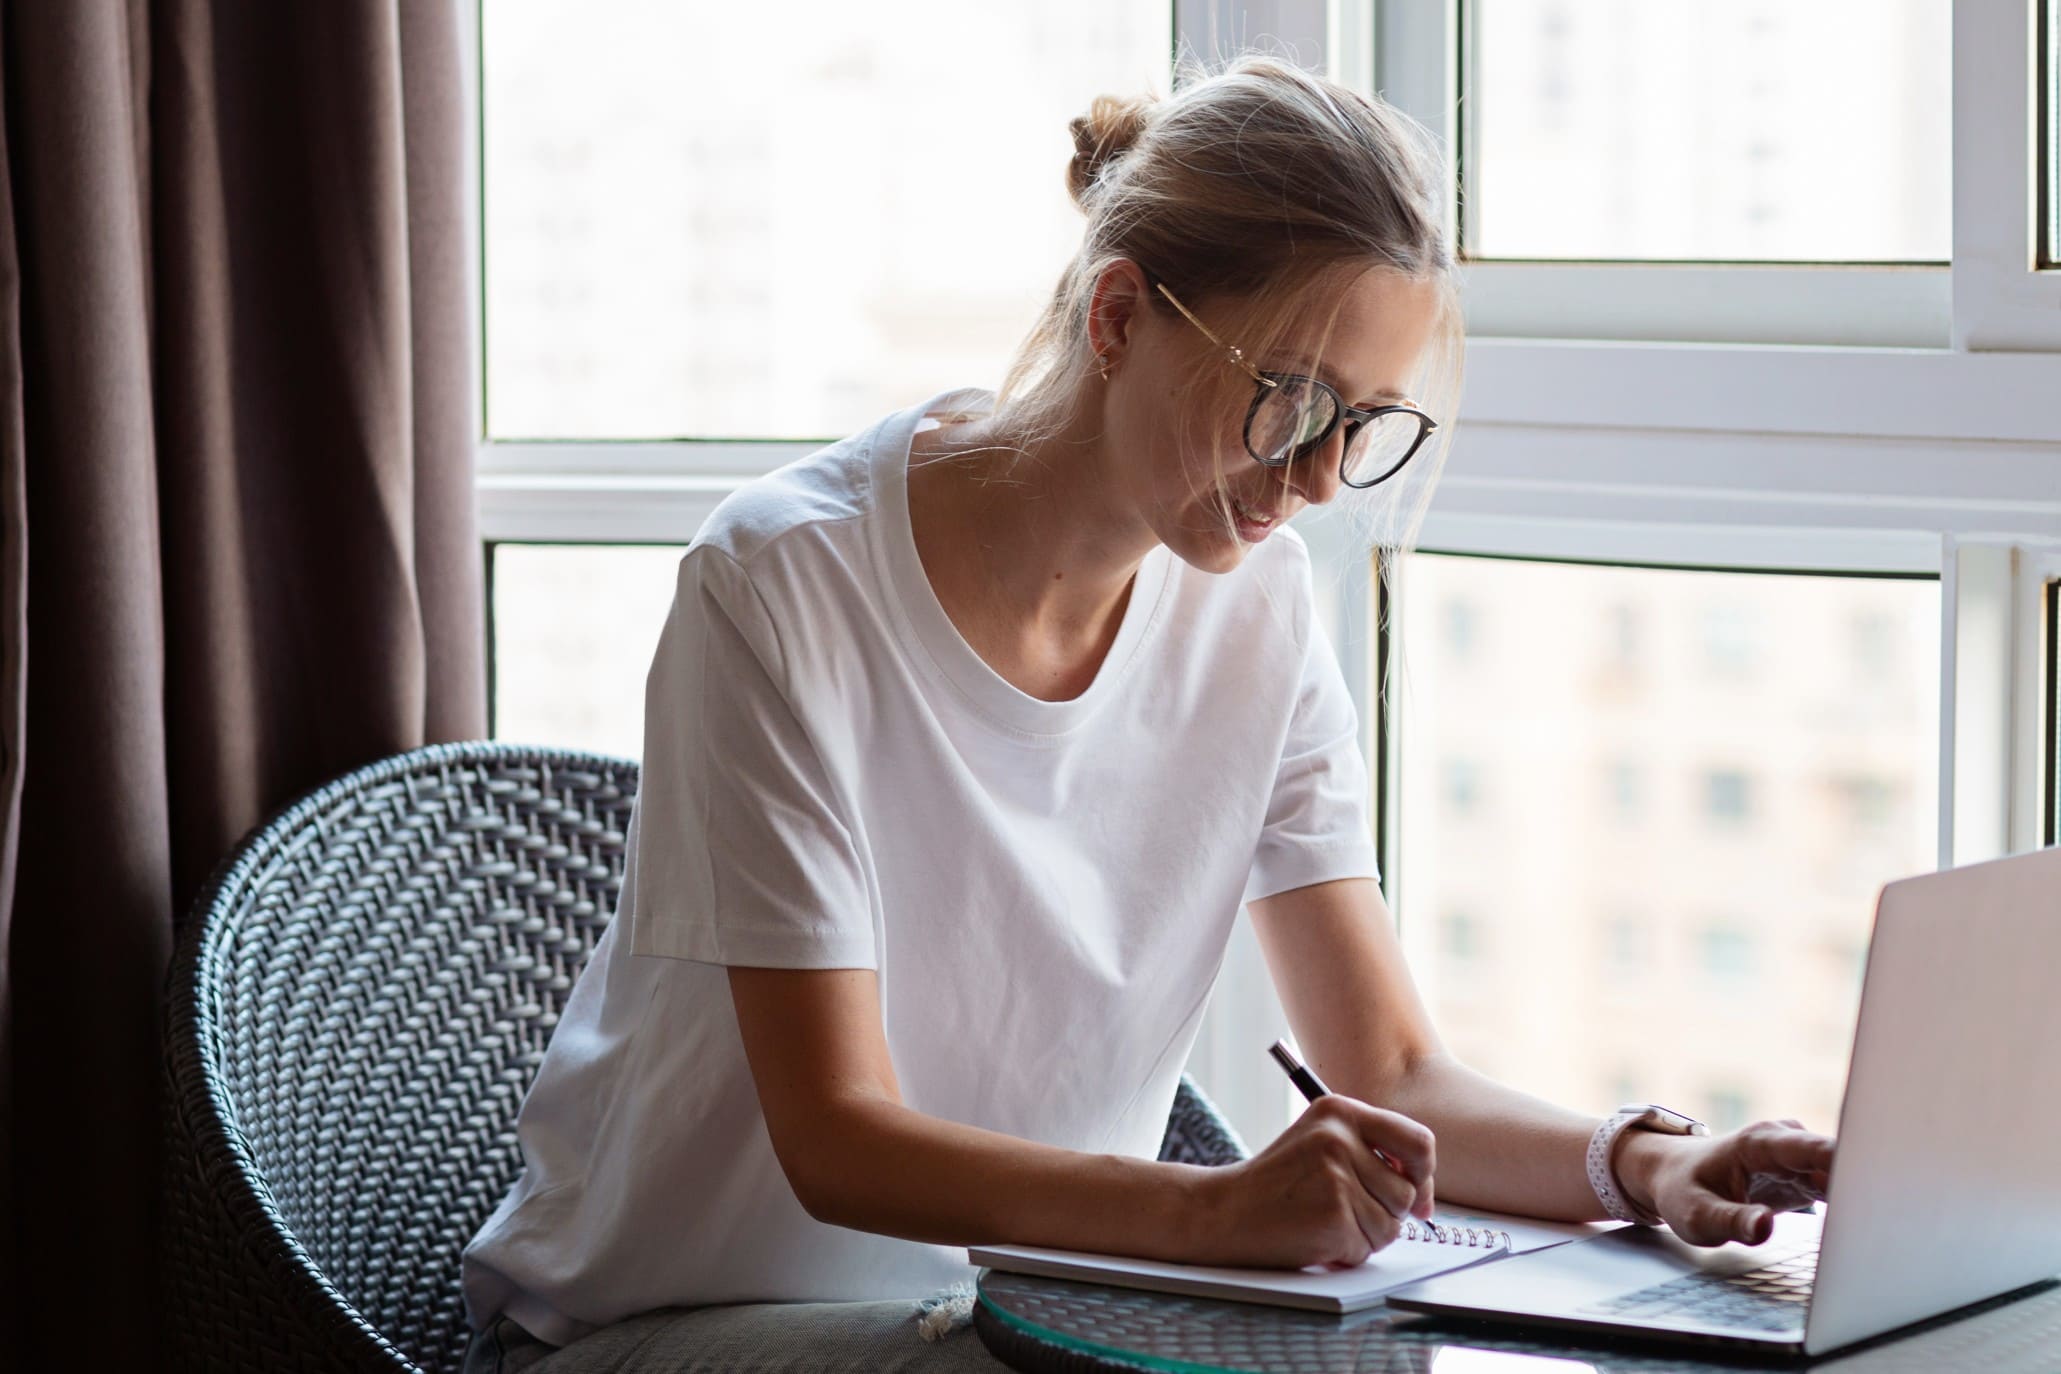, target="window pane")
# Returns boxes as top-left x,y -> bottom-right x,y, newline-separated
490,544 -> 687,759
1469,0 -> 1951,263
1395,557 -> 1940,1136
484,2 -> 1169,440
